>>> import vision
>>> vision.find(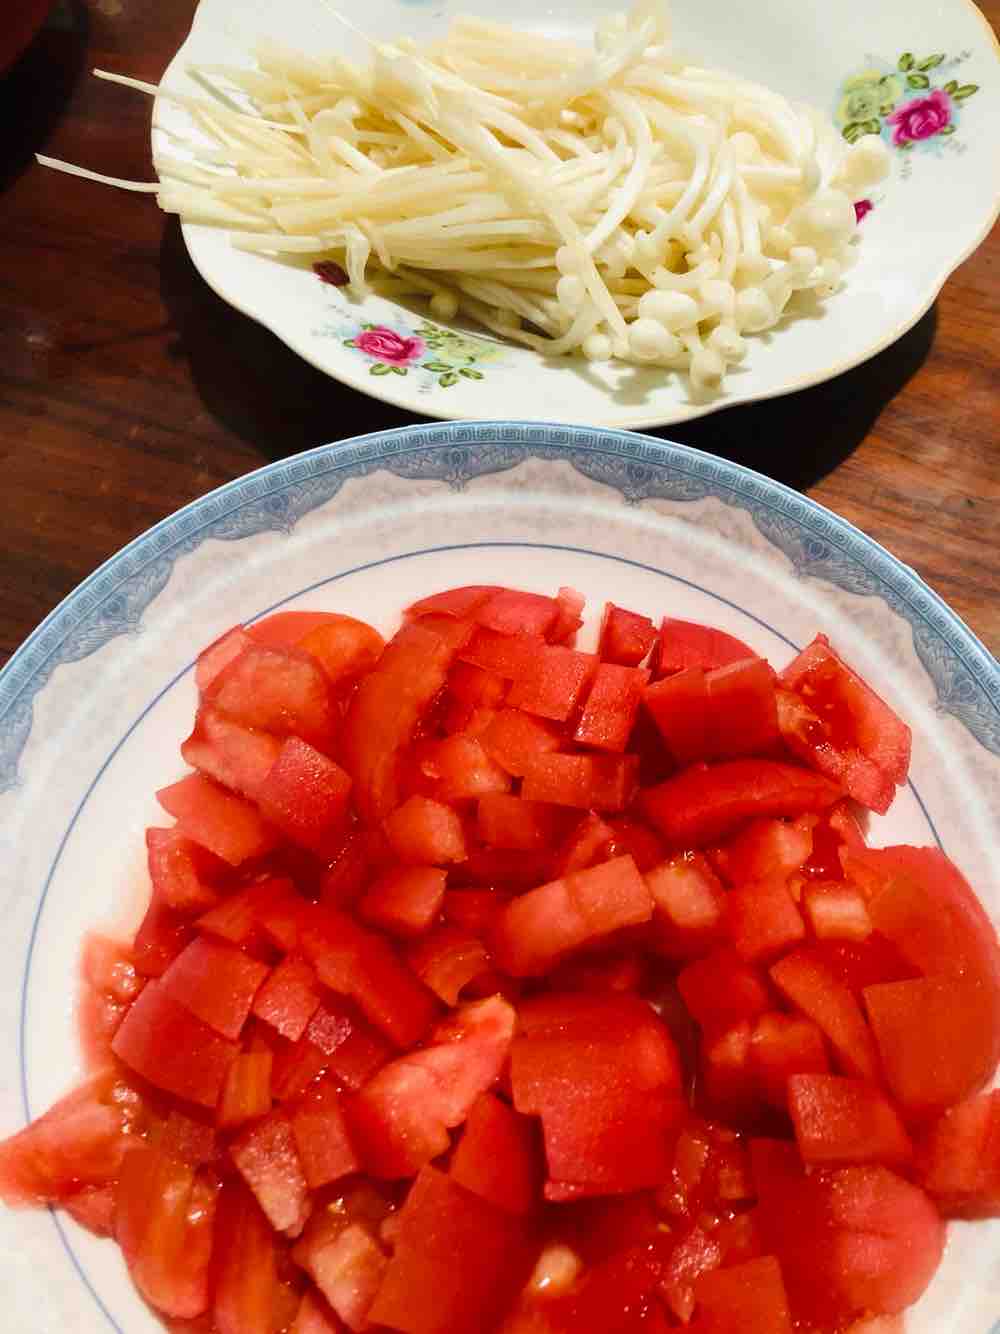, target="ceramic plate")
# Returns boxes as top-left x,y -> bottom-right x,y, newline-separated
153,0 -> 1000,427
1,422 -> 999,1331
